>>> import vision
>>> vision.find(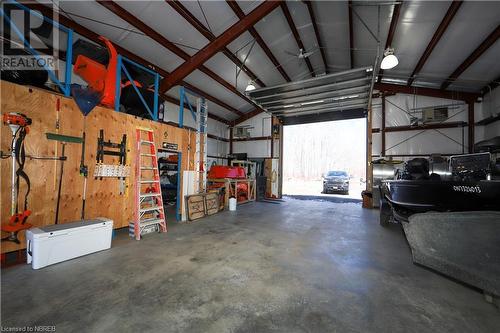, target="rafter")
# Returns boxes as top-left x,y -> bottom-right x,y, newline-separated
378,2 -> 402,82
407,1 -> 462,86
232,108 -> 264,126
226,0 -> 291,82
304,0 -> 328,74
441,24 -> 500,90
167,0 -> 265,88
21,1 -> 232,124
280,2 -> 315,78
159,0 -> 280,93
97,0 -> 267,116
